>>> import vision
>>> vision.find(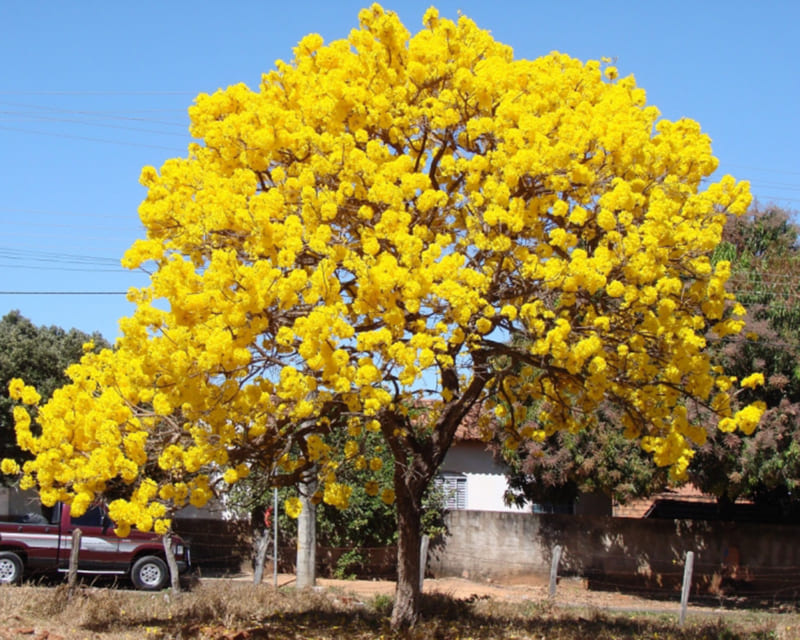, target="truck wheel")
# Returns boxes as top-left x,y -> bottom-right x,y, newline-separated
0,551 -> 23,584
131,555 -> 169,590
